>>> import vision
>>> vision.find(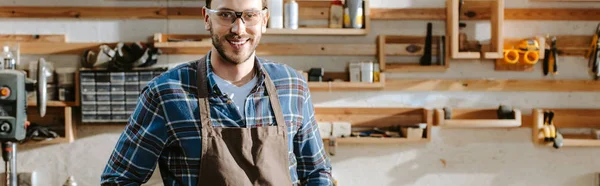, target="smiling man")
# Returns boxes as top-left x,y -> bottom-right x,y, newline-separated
100,0 -> 333,185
